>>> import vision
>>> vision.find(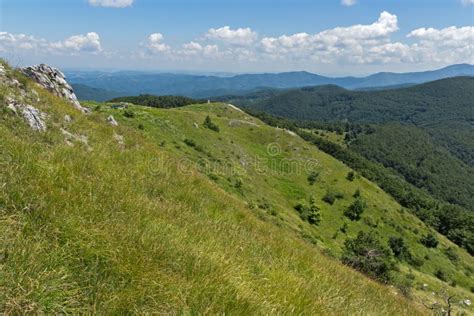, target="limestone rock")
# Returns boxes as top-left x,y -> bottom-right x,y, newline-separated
21,64 -> 89,113
7,97 -> 47,132
107,115 -> 119,126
